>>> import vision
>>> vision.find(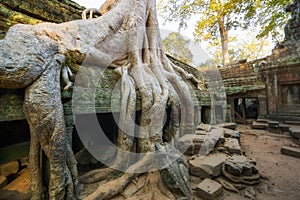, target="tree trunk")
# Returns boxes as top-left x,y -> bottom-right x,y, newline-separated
0,0 -> 199,199
219,17 -> 230,67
